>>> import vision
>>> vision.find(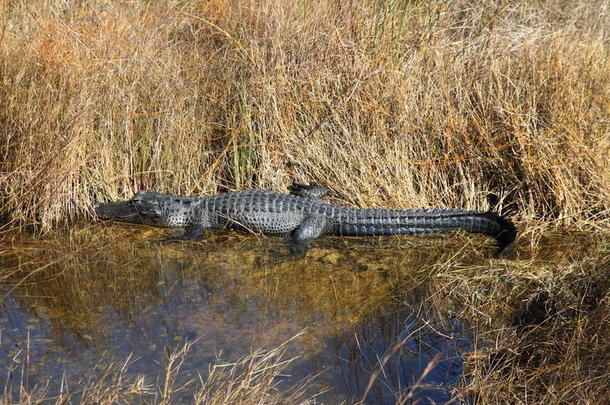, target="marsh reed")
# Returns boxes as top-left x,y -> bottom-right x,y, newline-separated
0,0 -> 608,231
